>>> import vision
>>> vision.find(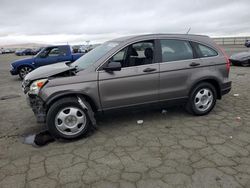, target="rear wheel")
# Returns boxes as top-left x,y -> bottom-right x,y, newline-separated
186,82 -> 217,115
46,97 -> 91,140
18,66 -> 33,79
